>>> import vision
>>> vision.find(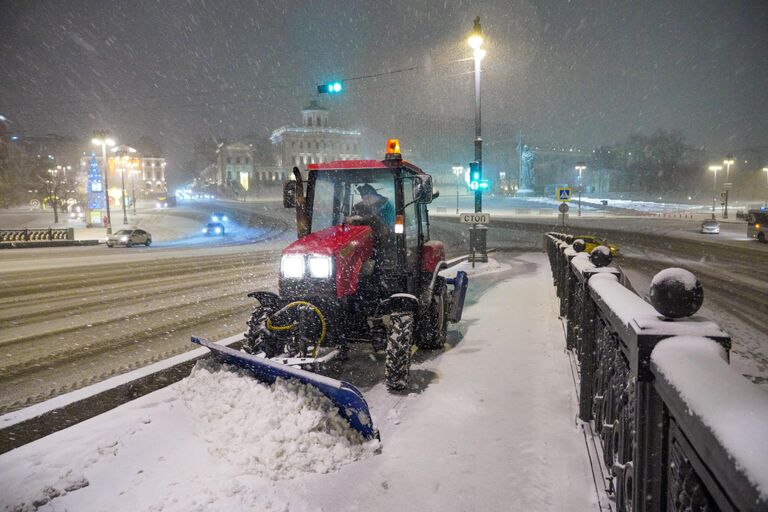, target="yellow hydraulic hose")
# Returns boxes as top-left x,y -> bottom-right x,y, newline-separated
265,301 -> 327,358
